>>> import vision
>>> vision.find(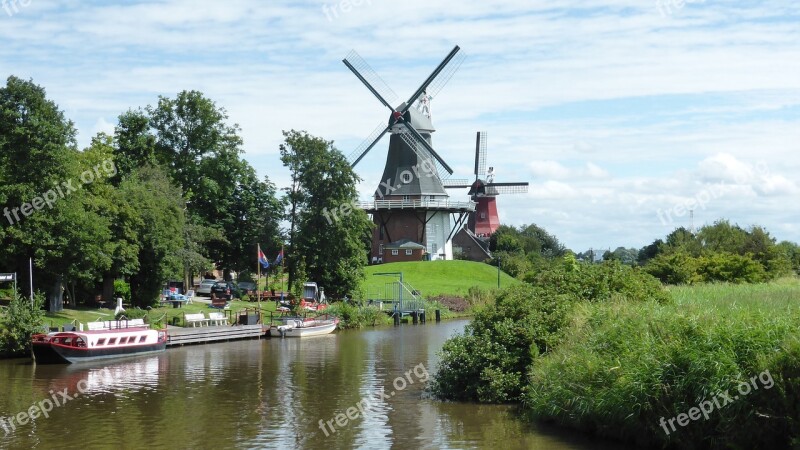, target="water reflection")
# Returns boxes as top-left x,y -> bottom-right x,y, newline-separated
0,321 -> 631,450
